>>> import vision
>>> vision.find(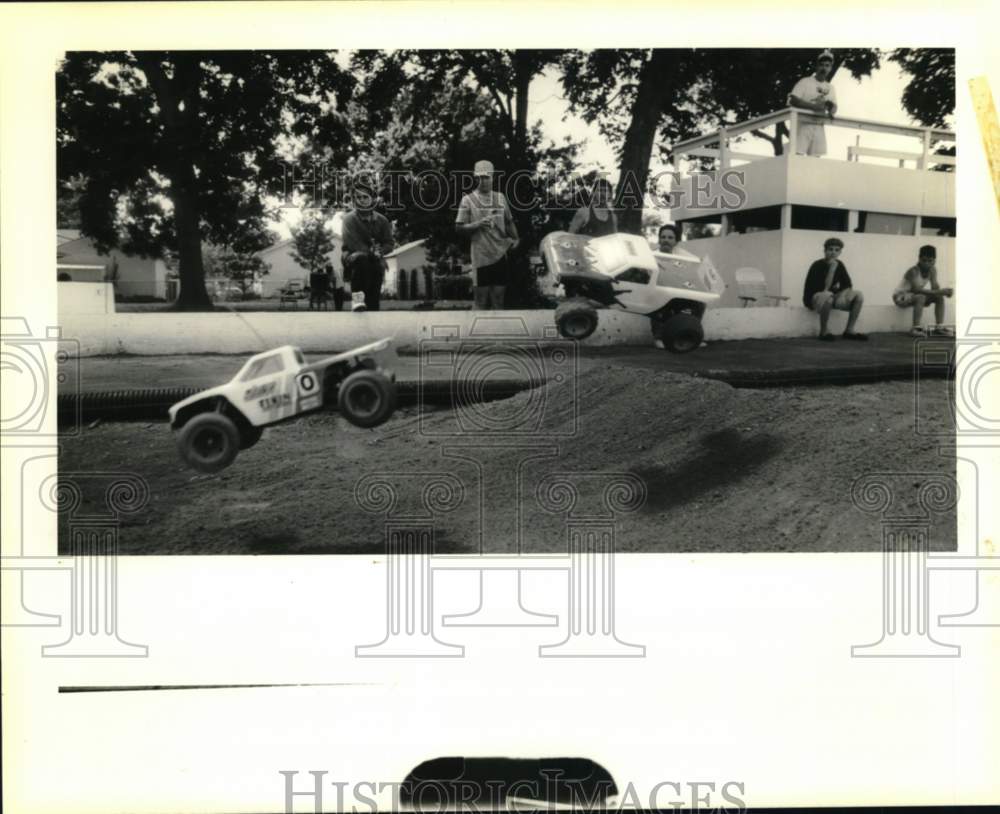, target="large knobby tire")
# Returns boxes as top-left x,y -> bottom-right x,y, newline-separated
239,424 -> 264,450
555,299 -> 599,341
657,313 -> 704,354
176,412 -> 241,473
338,369 -> 396,428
